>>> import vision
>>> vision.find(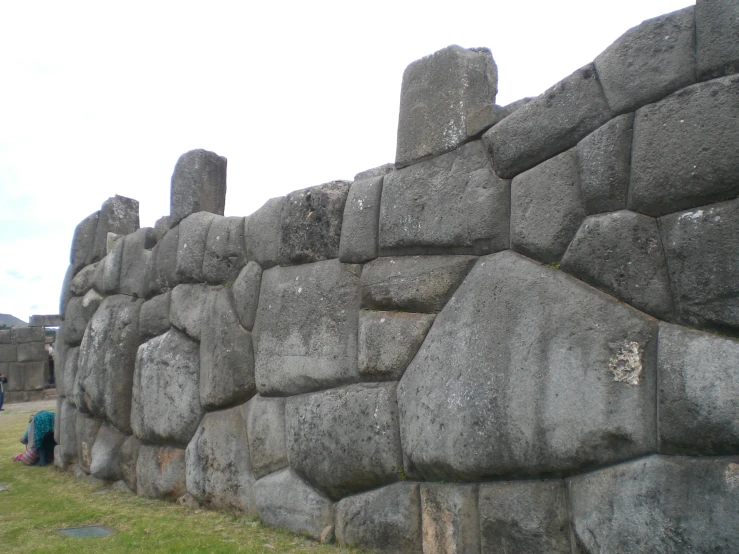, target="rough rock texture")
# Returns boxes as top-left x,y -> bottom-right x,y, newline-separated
230,262 -> 261,331
338,175 -> 384,263
186,404 -> 256,515
58,400 -> 78,465
120,435 -> 140,492
561,211 -> 672,319
595,7 -> 696,114
176,212 -> 216,283
94,238 -> 124,295
89,424 -> 126,481
136,445 -> 187,500
69,262 -> 99,296
170,149 -> 227,225
421,484 -> 480,554
361,256 -> 476,313
57,345 -> 77,402
245,196 -> 284,269
696,0 -> 739,80
335,482 -> 422,553
91,195 -> 140,263
354,163 -> 394,182
63,295 -> 100,346
479,480 -> 571,553
278,181 -> 351,265
139,291 -> 171,340
254,468 -> 334,541
60,265 -> 75,318
153,215 -> 172,242
145,225 -> 180,297
76,413 -> 102,474
119,227 -> 157,297
658,323 -> 739,455
70,212 -> 99,272
380,141 -> 509,256
132,329 -> 203,446
483,64 -> 611,179
21,361 -> 46,391
568,455 -> 739,553
511,148 -> 586,263
202,216 -> 246,284
398,251 -> 657,480
169,283 -> 208,340
396,45 -> 498,167
245,395 -> 288,479
628,74 -> 739,216
659,199 -> 739,331
16,342 -> 45,362
253,260 -> 360,396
